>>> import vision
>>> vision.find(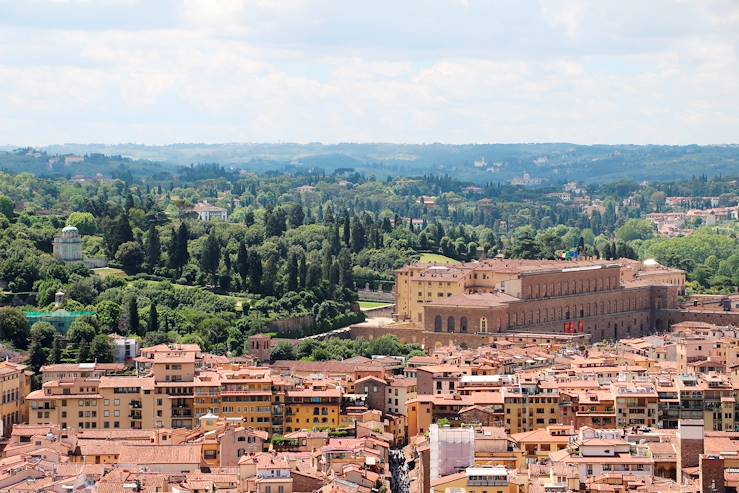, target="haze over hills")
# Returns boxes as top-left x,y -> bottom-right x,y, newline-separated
4,142 -> 738,184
